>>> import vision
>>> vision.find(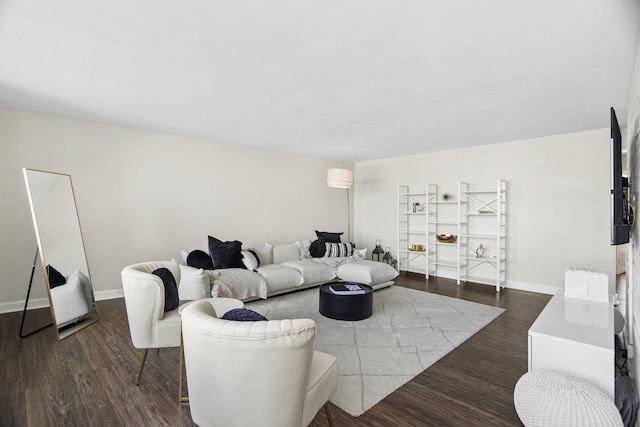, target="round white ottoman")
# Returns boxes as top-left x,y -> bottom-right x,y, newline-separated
514,370 -> 623,427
